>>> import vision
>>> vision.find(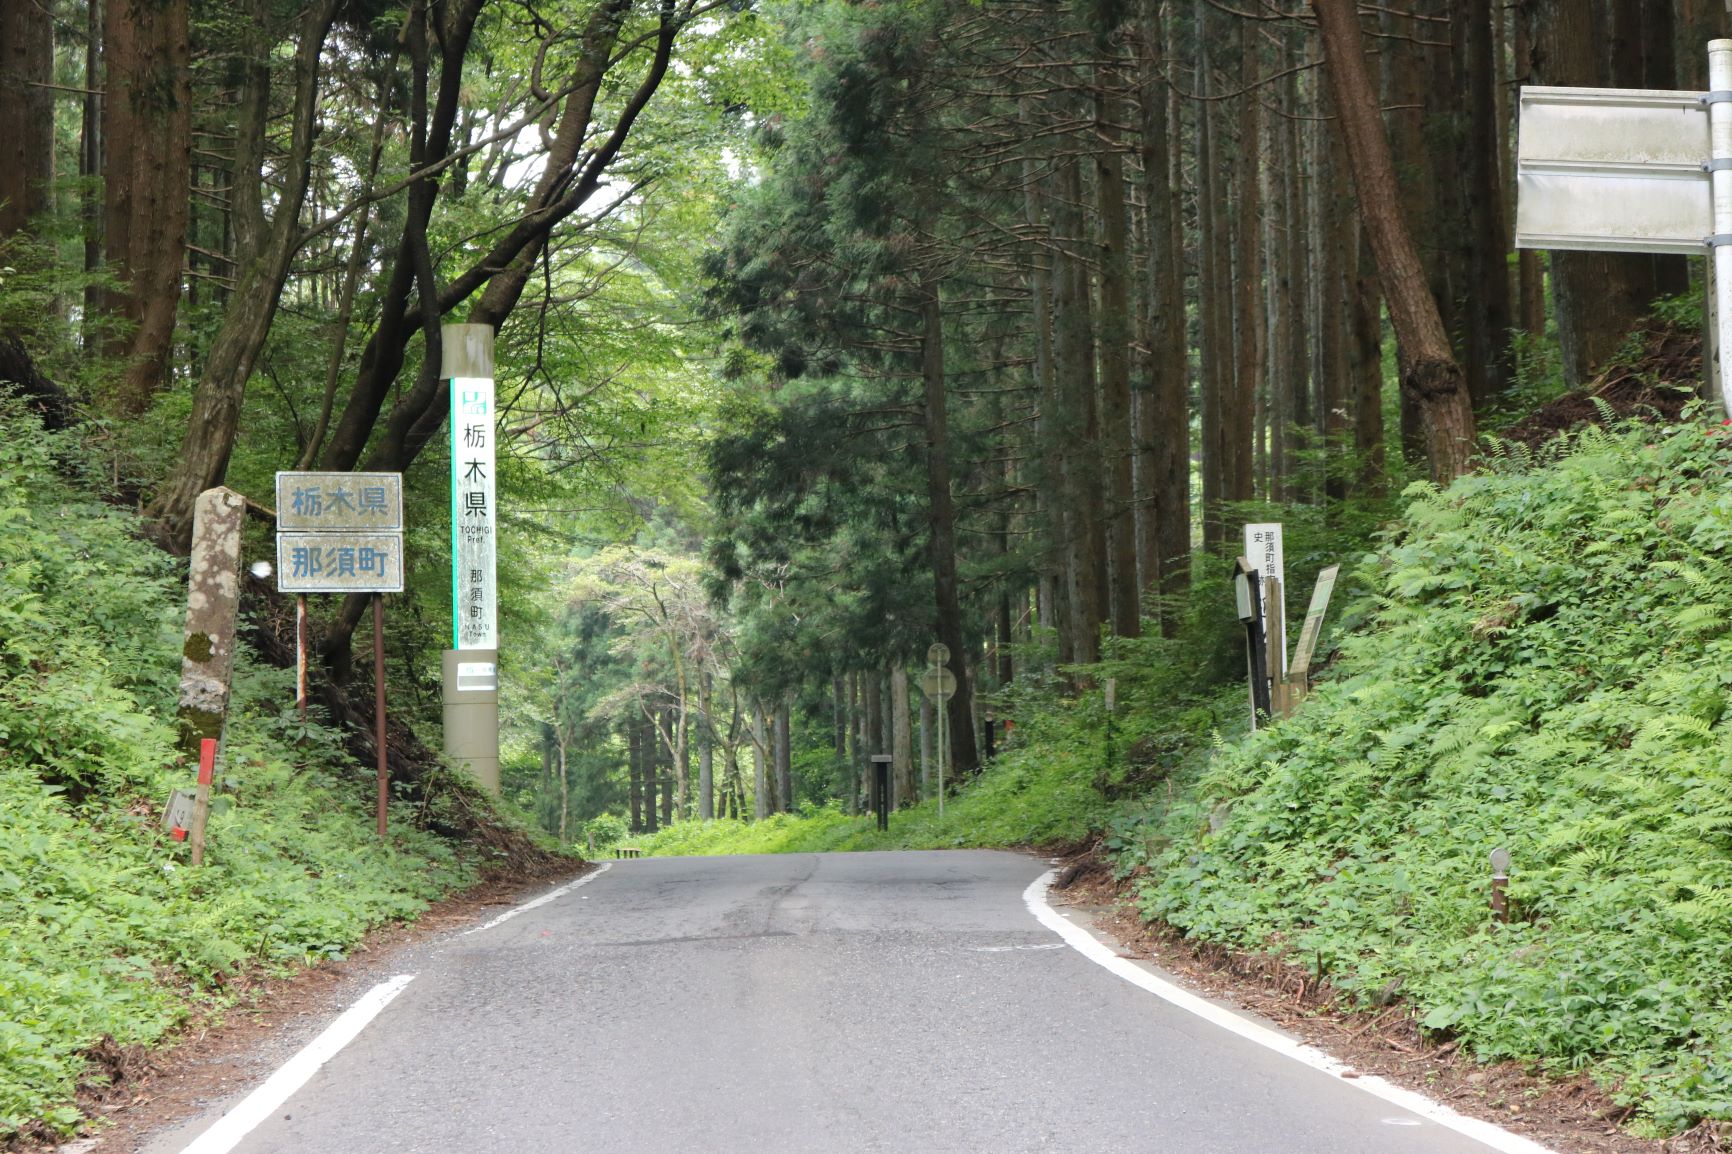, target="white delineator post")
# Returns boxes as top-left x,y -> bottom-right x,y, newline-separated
1711,41 -> 1732,412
